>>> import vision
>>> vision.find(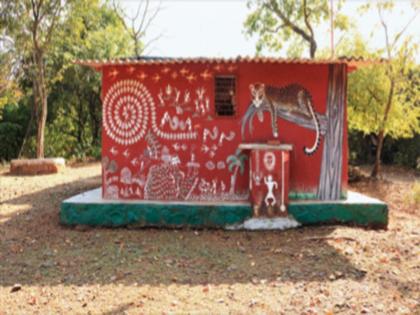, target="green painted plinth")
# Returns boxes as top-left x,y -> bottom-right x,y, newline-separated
60,189 -> 388,229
